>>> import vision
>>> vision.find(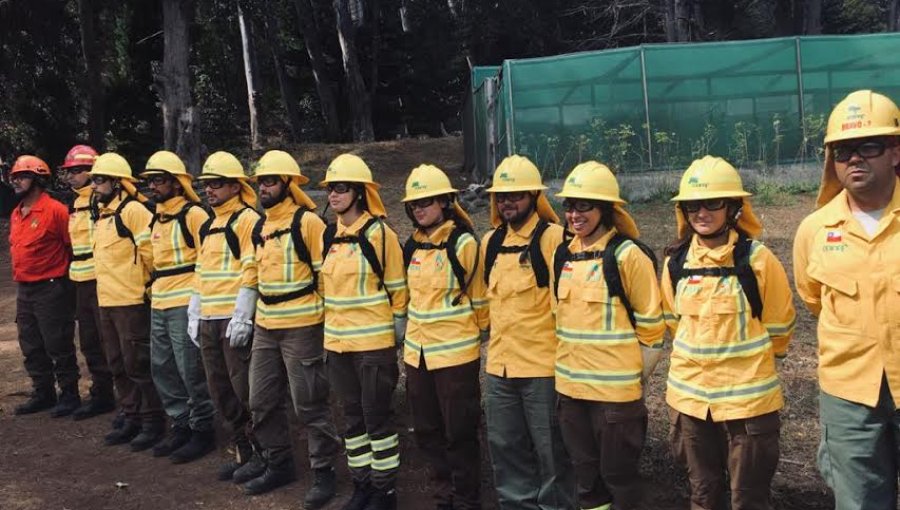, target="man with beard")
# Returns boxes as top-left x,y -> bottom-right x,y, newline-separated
8,155 -> 79,416
139,151 -> 217,463
240,150 -> 340,506
60,145 -> 116,421
90,153 -> 166,451
190,152 -> 261,482
481,155 -> 576,510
